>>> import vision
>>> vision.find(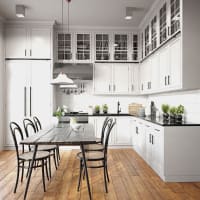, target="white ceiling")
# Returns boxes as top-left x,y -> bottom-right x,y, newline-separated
0,0 -> 156,27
